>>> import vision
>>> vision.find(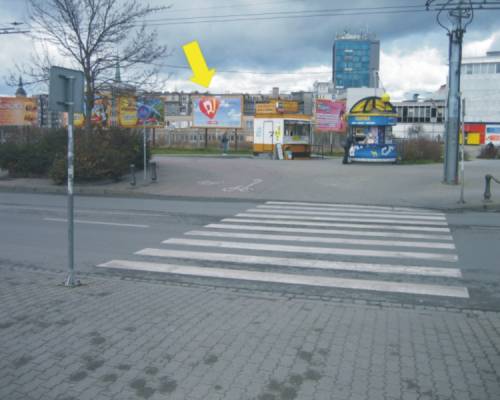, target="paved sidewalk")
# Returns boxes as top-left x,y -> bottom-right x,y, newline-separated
1,157 -> 500,211
1,266 -> 500,400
